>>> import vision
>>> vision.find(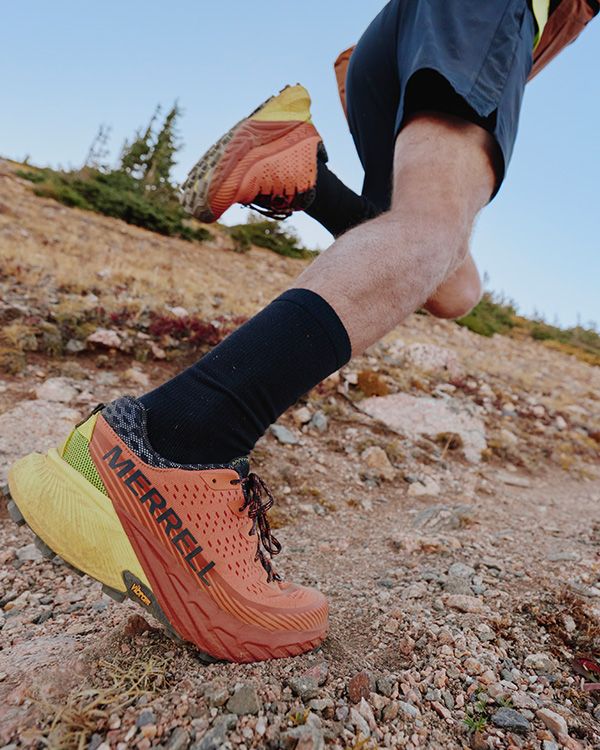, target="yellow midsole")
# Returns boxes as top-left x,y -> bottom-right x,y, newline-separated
8,449 -> 150,592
